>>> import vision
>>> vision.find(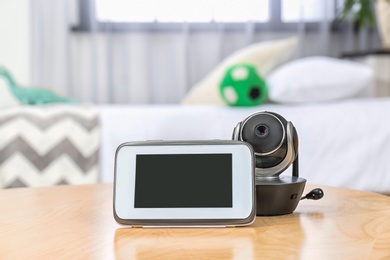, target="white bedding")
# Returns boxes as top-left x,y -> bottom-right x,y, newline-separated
98,98 -> 390,193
